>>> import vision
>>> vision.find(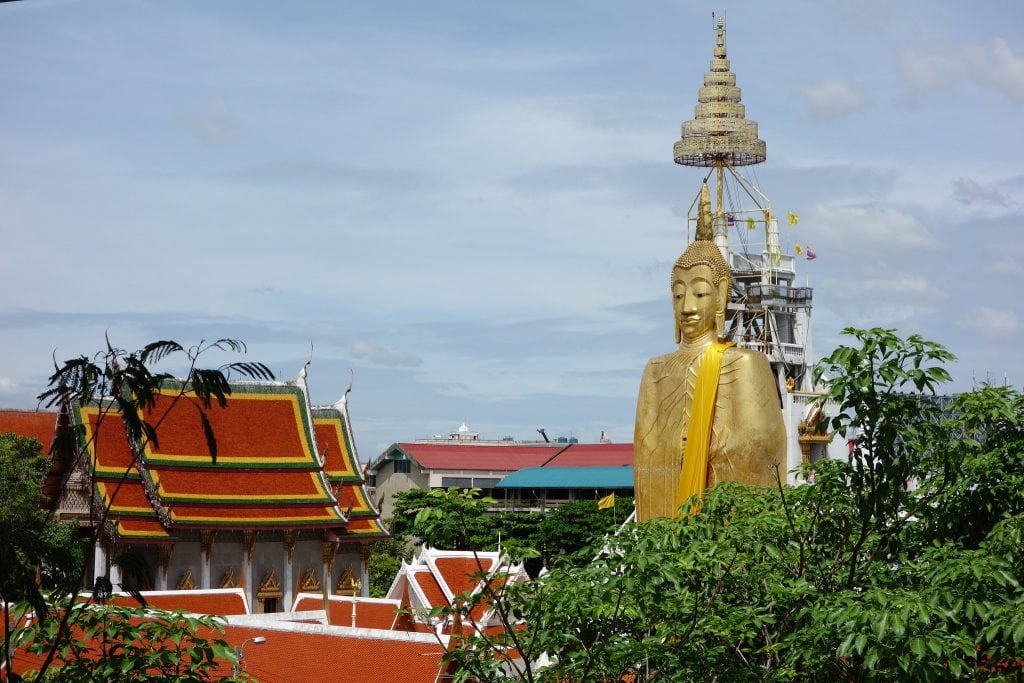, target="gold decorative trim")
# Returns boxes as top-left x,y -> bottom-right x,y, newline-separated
283,530 -> 297,563
299,567 -> 320,593
243,530 -> 256,564
218,568 -> 239,589
200,531 -> 215,561
176,568 -> 197,591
